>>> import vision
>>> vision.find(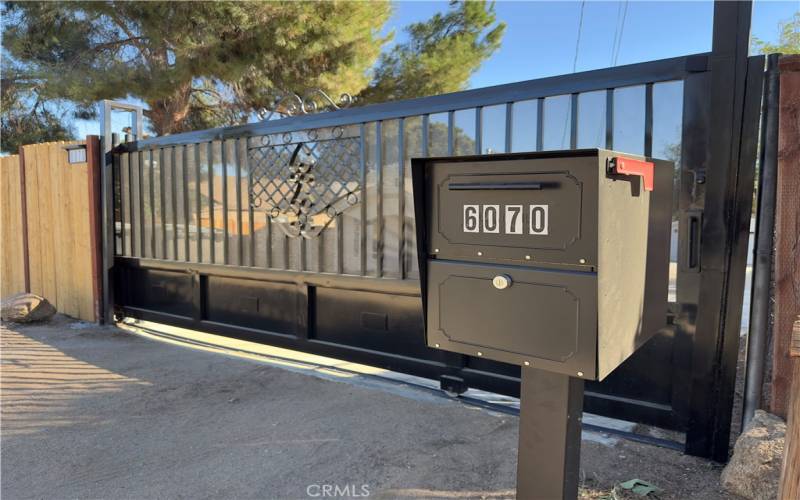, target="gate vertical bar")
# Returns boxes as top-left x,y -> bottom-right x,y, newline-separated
317,223 -> 324,271
195,144 -> 203,263
359,123 -> 367,276
169,146 -> 178,260
207,142 -> 215,264
569,93 -> 578,150
447,111 -> 454,155
138,151 -> 145,257
644,83 -> 654,157
159,148 -> 167,259
149,149 -> 156,259
376,121 -> 383,277
475,107 -> 482,154
398,117 -> 406,279
246,138 -> 255,267
536,98 -> 544,151
118,146 -> 126,258
183,145 -> 191,262
127,147 -> 135,258
505,102 -> 513,153
686,0 -> 760,460
421,115 -> 429,156
221,141 -> 229,265
235,138 -> 243,266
